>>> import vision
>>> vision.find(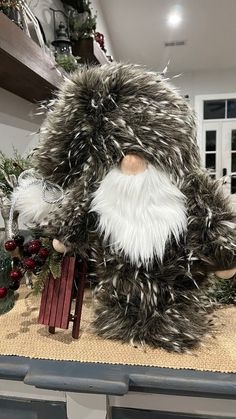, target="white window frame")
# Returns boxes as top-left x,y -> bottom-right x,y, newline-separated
194,93 -> 236,155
